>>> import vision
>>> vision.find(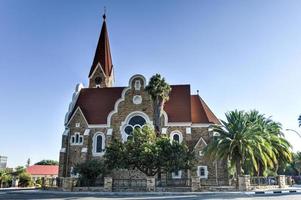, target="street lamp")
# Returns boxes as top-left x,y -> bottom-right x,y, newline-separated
286,129 -> 301,138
